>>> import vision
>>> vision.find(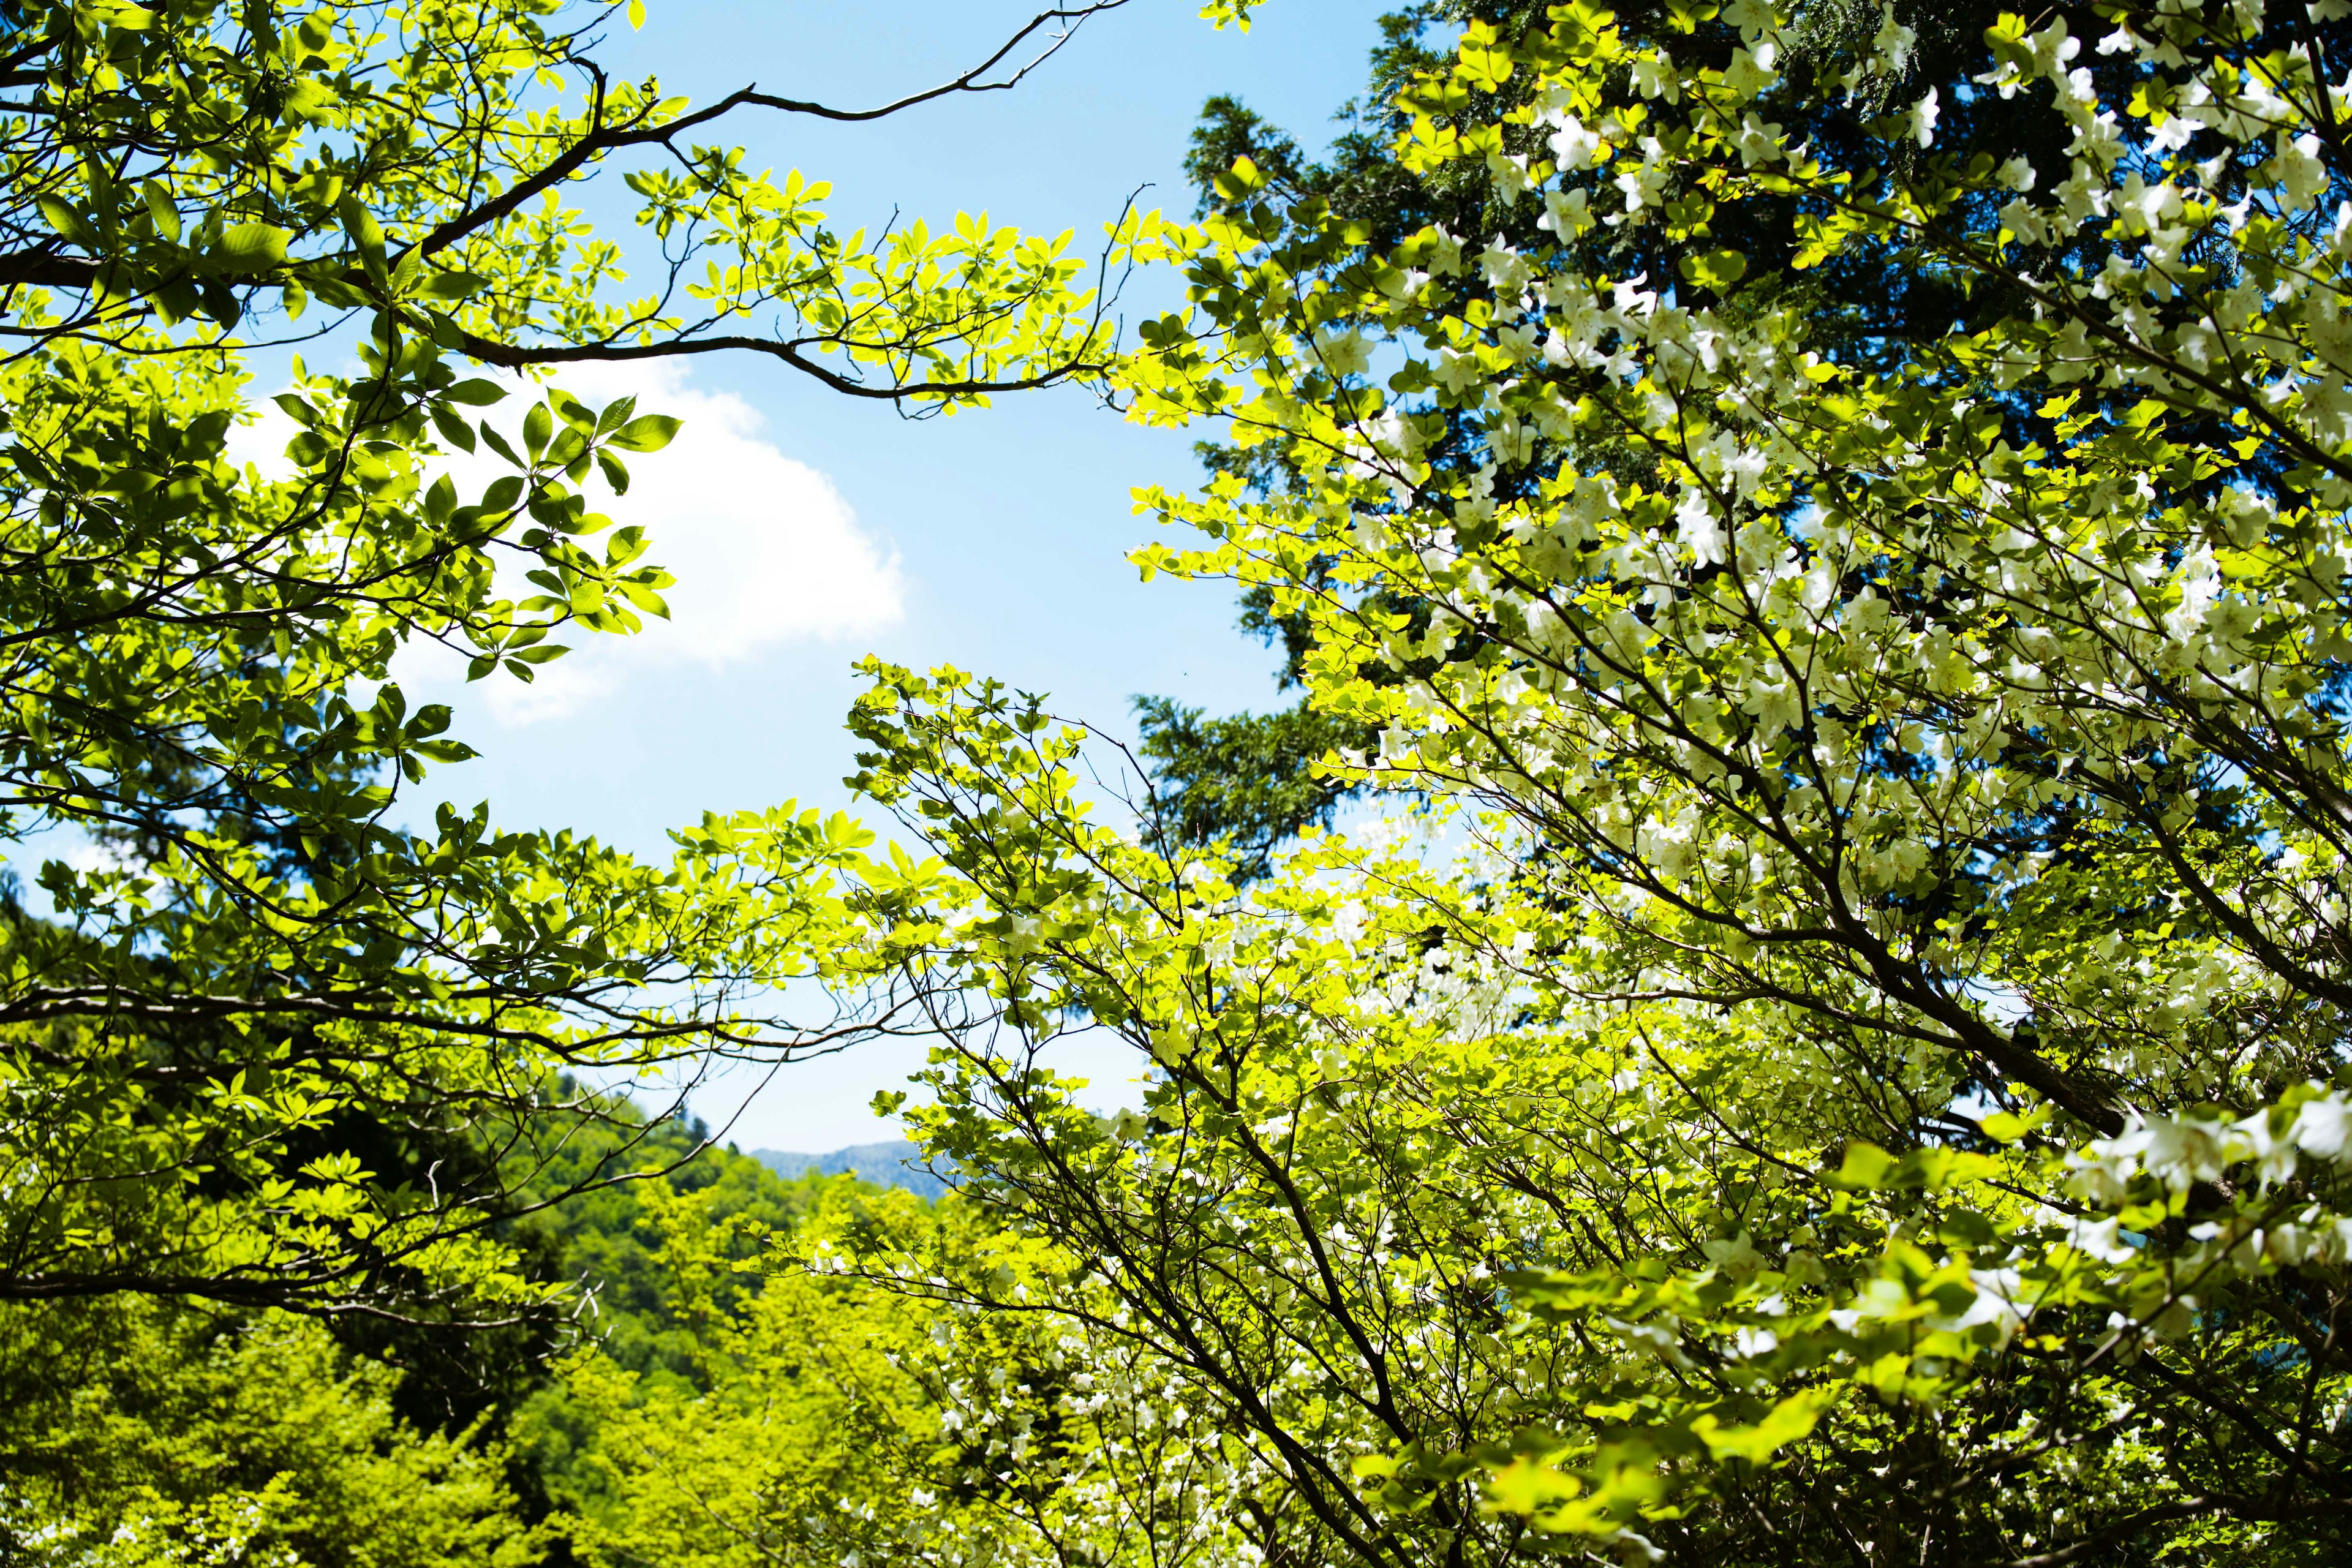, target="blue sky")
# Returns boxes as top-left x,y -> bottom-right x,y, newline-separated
409,0 -> 1387,1150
